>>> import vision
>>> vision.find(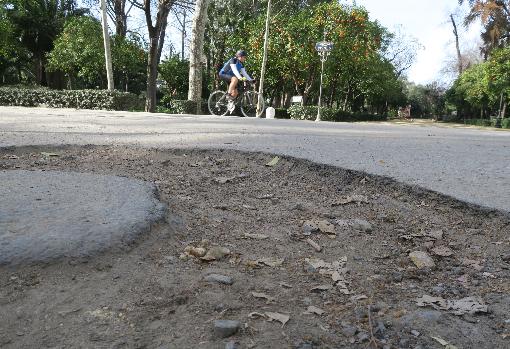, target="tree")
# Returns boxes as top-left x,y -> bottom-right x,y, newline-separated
47,16 -> 106,88
486,45 -> 510,116
112,34 -> 147,93
134,0 -> 175,112
381,25 -> 422,78
83,0 -> 132,37
171,7 -> 191,60
1,0 -> 88,86
457,62 -> 491,117
188,0 -> 209,113
47,16 -> 146,91
460,0 -> 510,56
0,7 -> 30,83
450,13 -> 464,75
159,54 -> 189,99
